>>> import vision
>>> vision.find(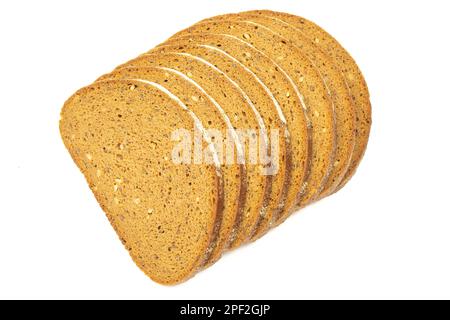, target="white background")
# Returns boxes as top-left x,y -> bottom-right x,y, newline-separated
1,0 -> 449,300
